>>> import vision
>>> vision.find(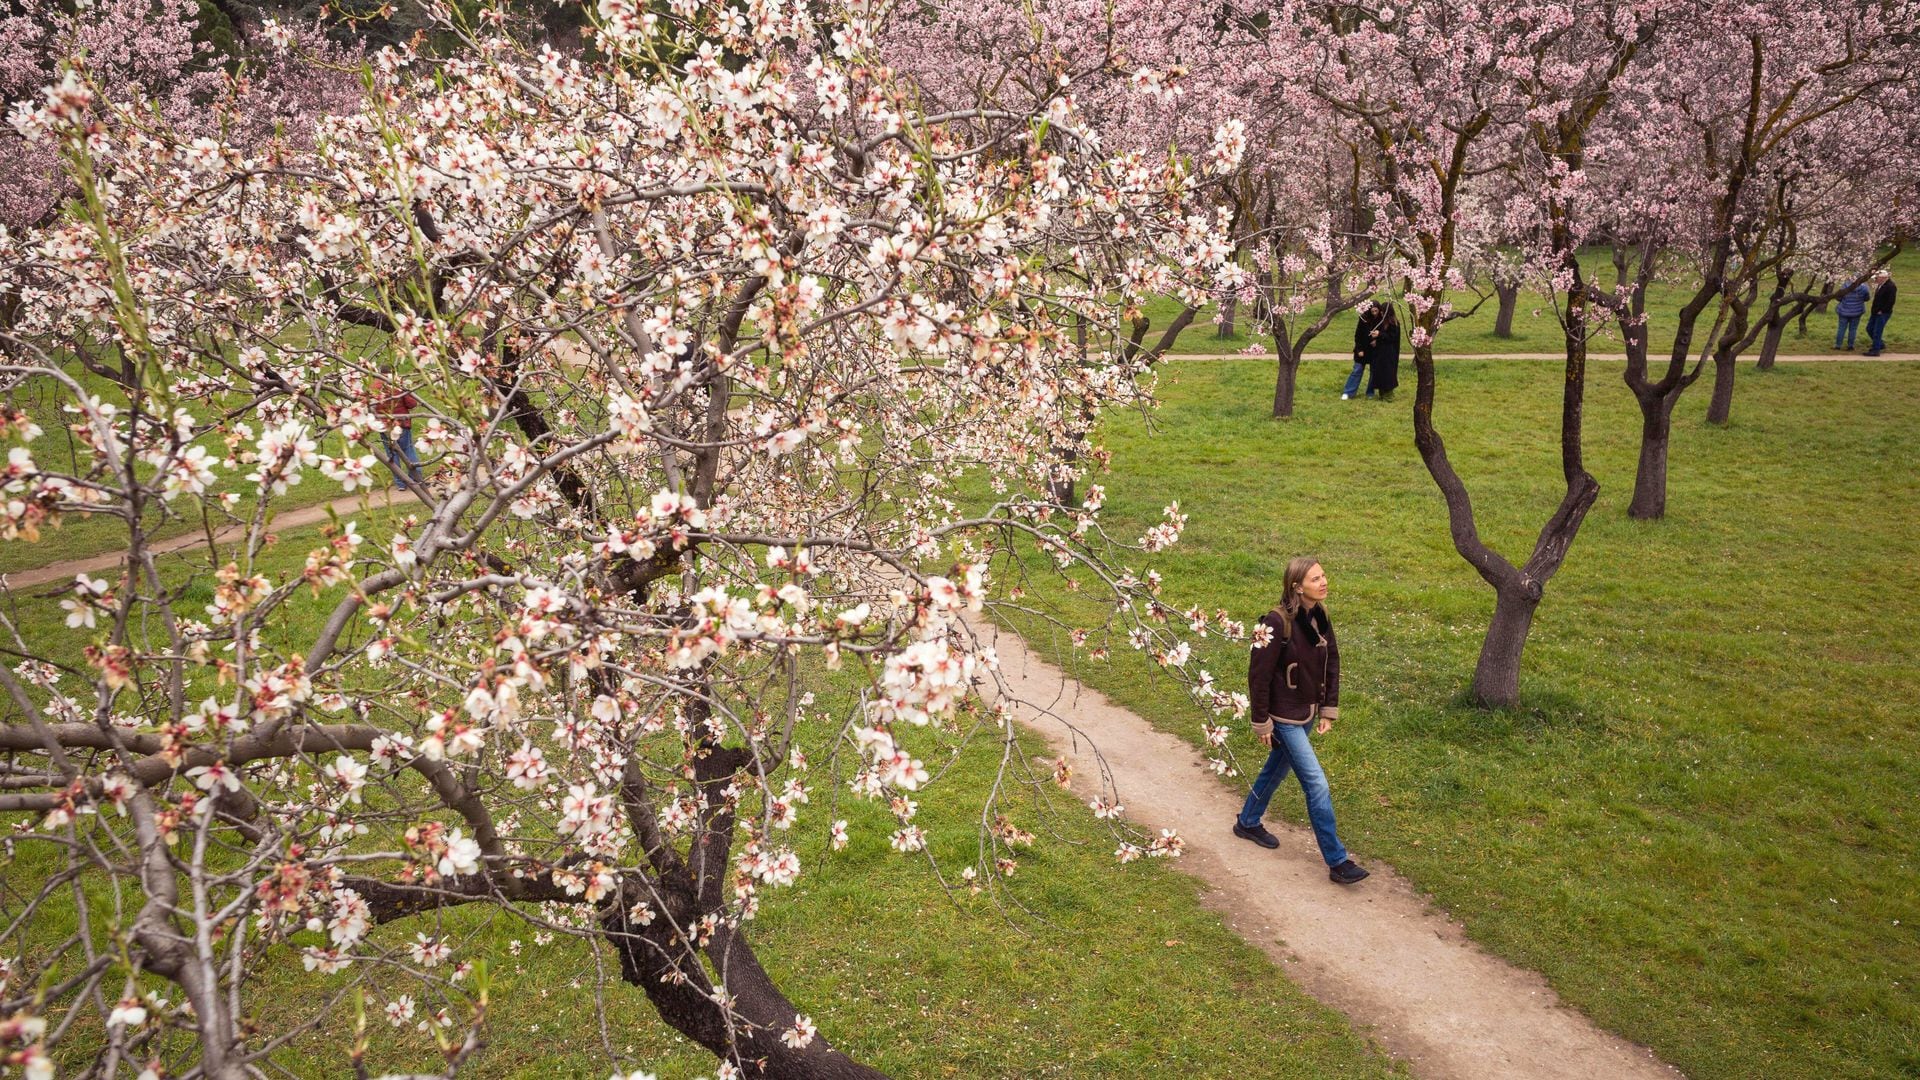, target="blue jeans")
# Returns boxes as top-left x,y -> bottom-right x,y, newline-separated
379,427 -> 426,490
1342,361 -> 1368,397
1866,311 -> 1890,352
1236,721 -> 1349,867
1835,314 -> 1861,348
